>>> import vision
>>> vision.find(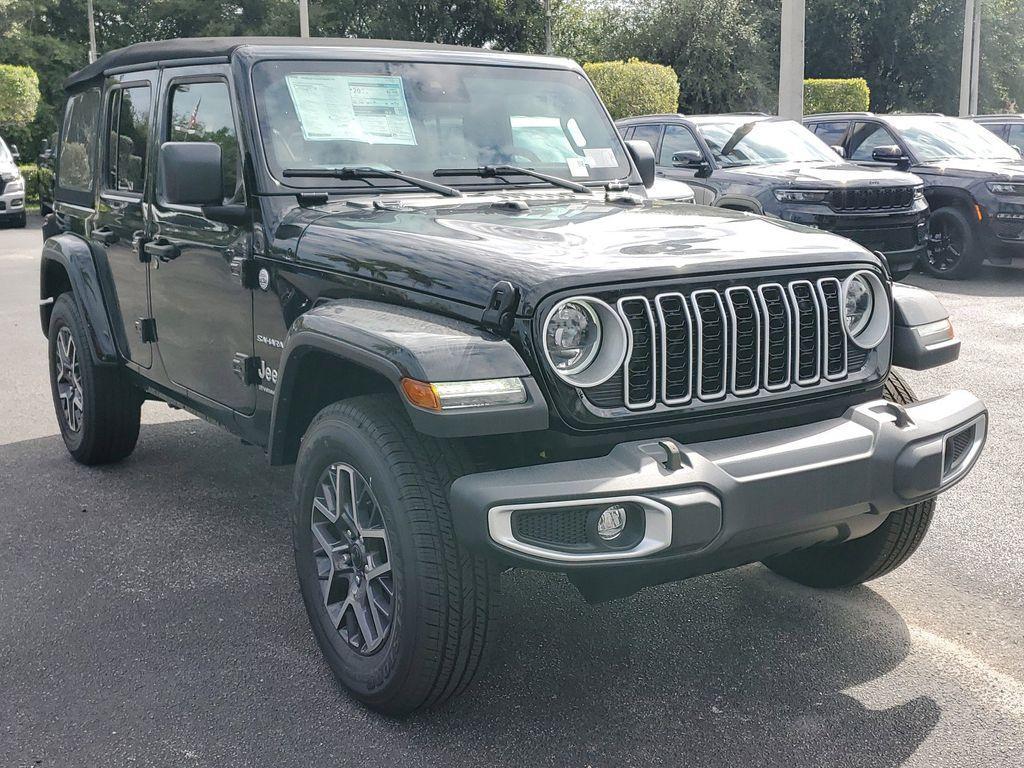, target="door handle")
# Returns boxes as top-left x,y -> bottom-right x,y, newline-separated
91,227 -> 117,246
144,239 -> 180,262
